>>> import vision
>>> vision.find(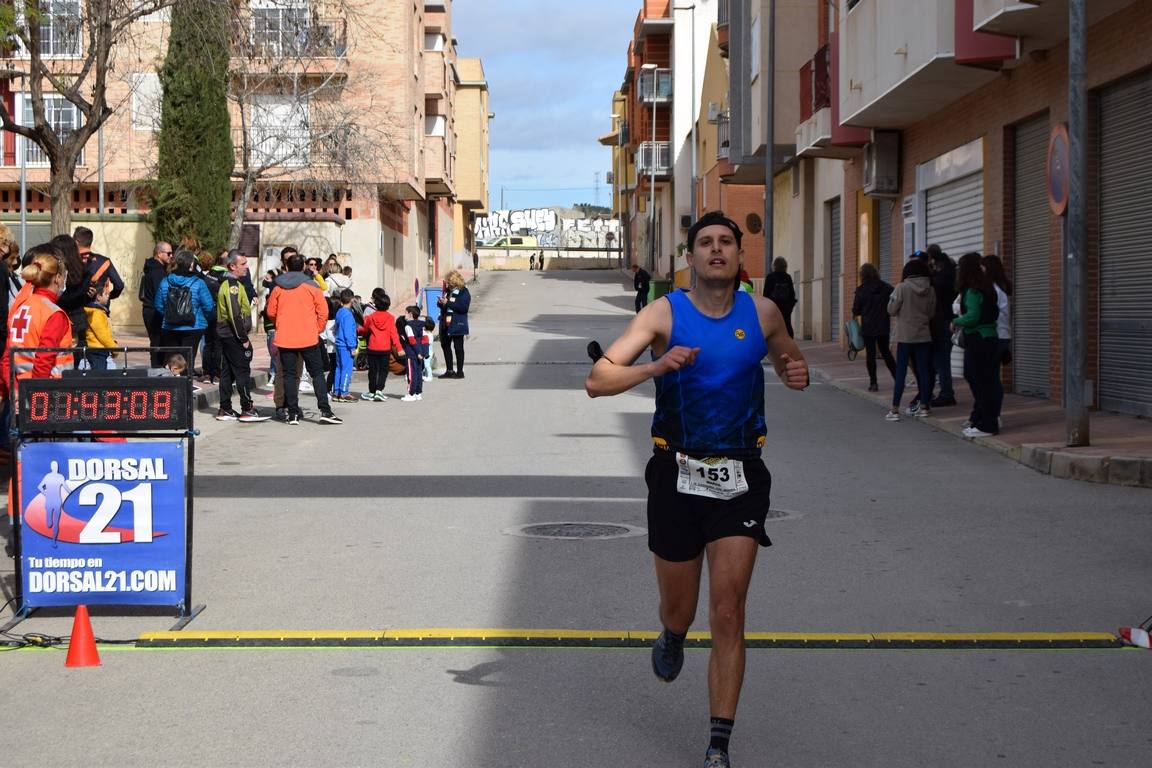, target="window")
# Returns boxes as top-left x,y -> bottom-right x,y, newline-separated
35,0 -> 81,57
425,114 -> 446,137
19,94 -> 82,165
251,2 -> 309,57
249,96 -> 309,167
131,73 -> 161,132
424,32 -> 444,51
